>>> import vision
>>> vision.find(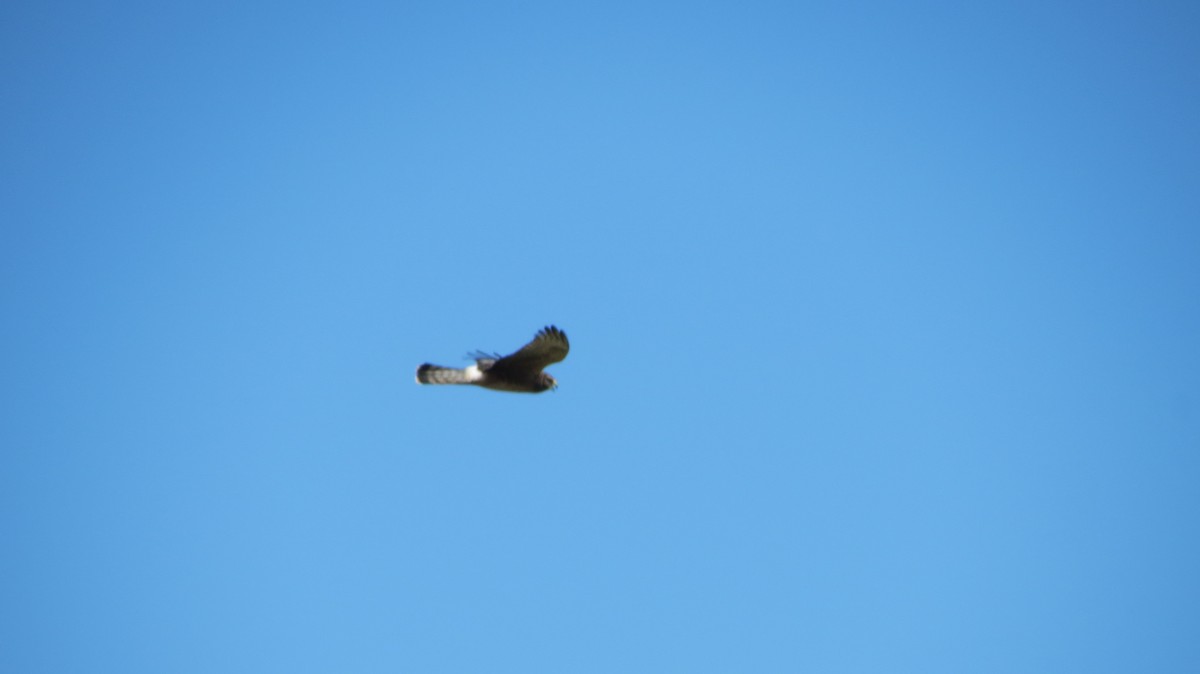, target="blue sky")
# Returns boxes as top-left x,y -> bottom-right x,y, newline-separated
3,1 -> 1199,672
